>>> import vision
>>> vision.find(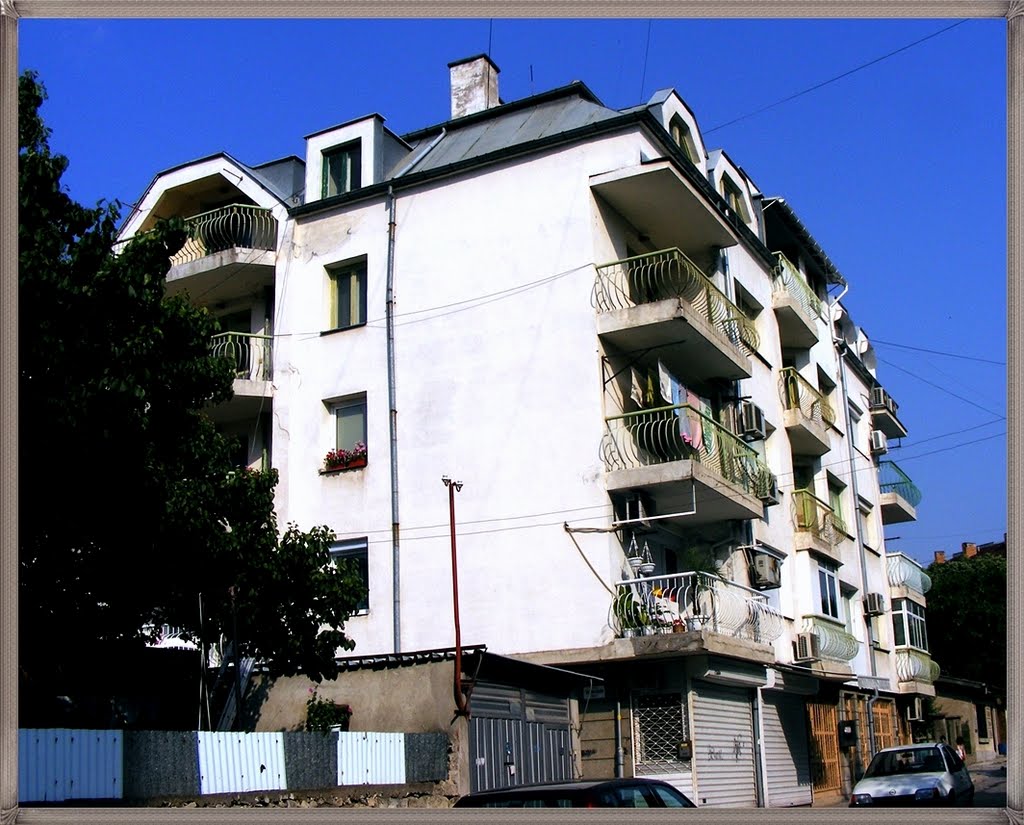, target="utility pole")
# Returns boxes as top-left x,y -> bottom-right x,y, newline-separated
443,475 -> 470,718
